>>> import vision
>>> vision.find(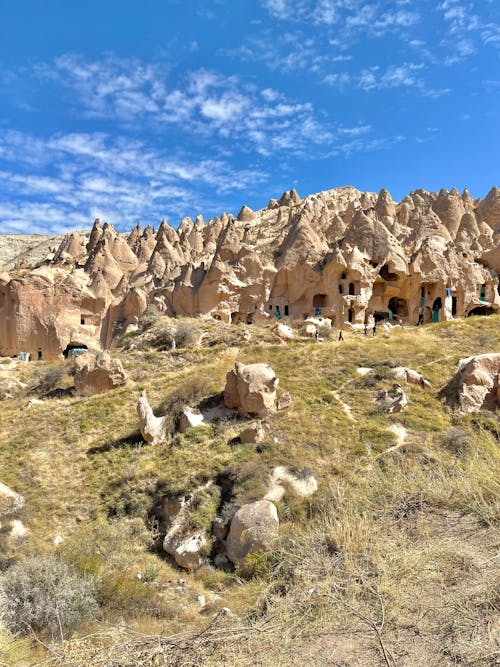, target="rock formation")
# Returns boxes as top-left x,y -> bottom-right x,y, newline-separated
1,185 -> 499,359
74,351 -> 127,396
224,362 -> 279,418
393,367 -> 431,387
137,391 -> 169,444
440,353 -> 500,413
226,500 -> 279,566
376,385 -> 409,413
